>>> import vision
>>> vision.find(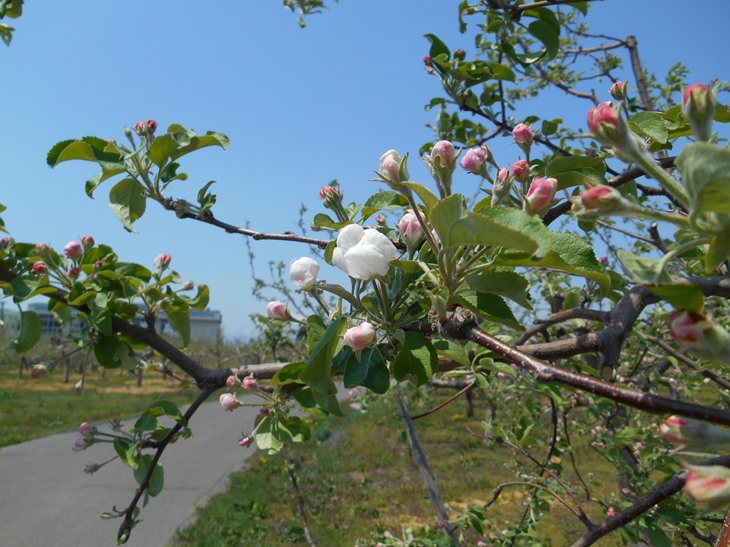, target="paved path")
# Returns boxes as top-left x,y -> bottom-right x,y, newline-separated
0,393 -> 297,547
